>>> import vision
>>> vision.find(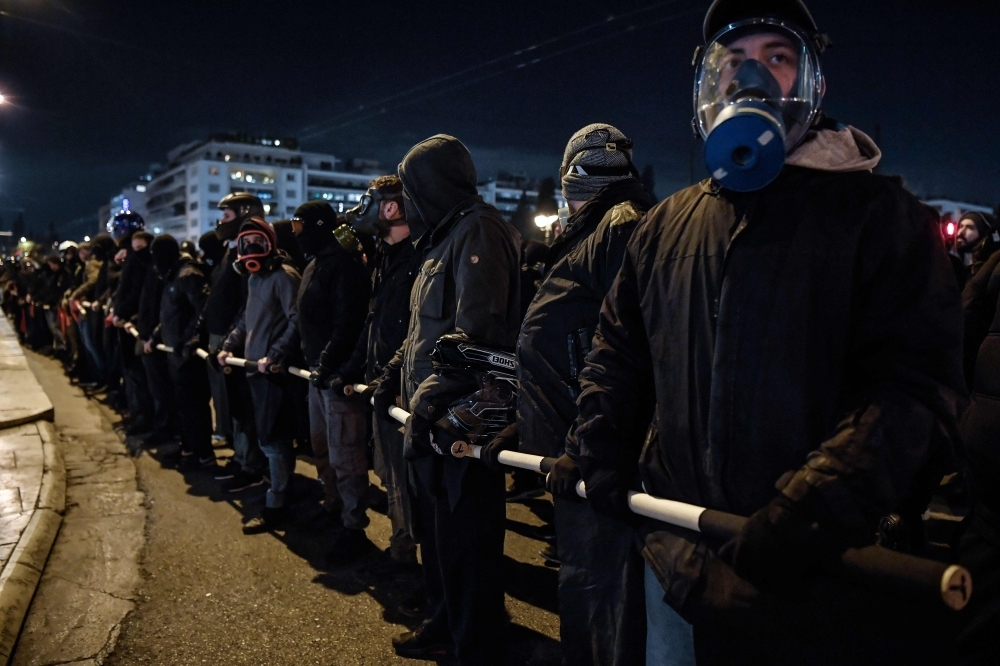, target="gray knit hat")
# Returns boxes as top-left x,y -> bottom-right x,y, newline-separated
560,123 -> 638,202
